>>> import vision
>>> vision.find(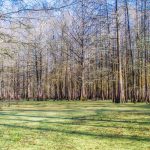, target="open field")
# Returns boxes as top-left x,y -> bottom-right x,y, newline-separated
0,101 -> 150,150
